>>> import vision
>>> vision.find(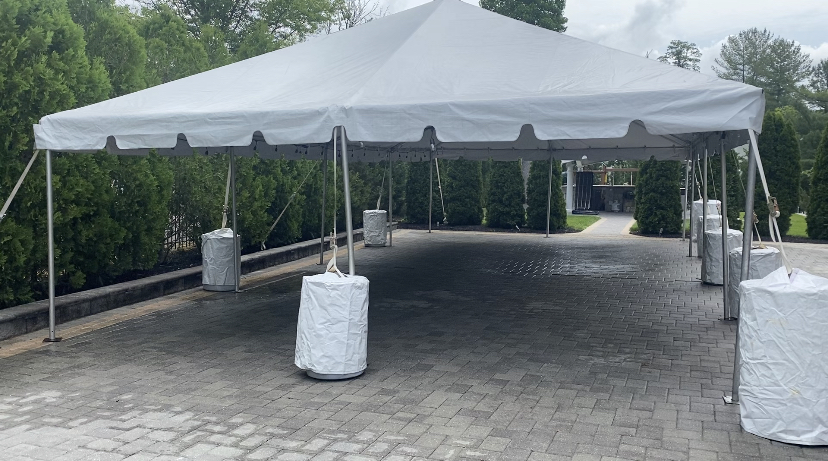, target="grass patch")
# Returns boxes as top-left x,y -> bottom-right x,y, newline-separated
788,213 -> 807,238
567,215 -> 600,232
629,219 -> 690,234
